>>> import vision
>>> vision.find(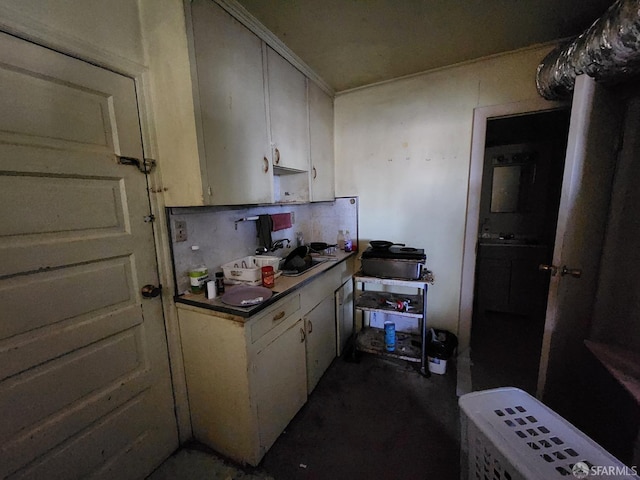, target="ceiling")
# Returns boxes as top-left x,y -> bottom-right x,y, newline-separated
234,0 -> 614,92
